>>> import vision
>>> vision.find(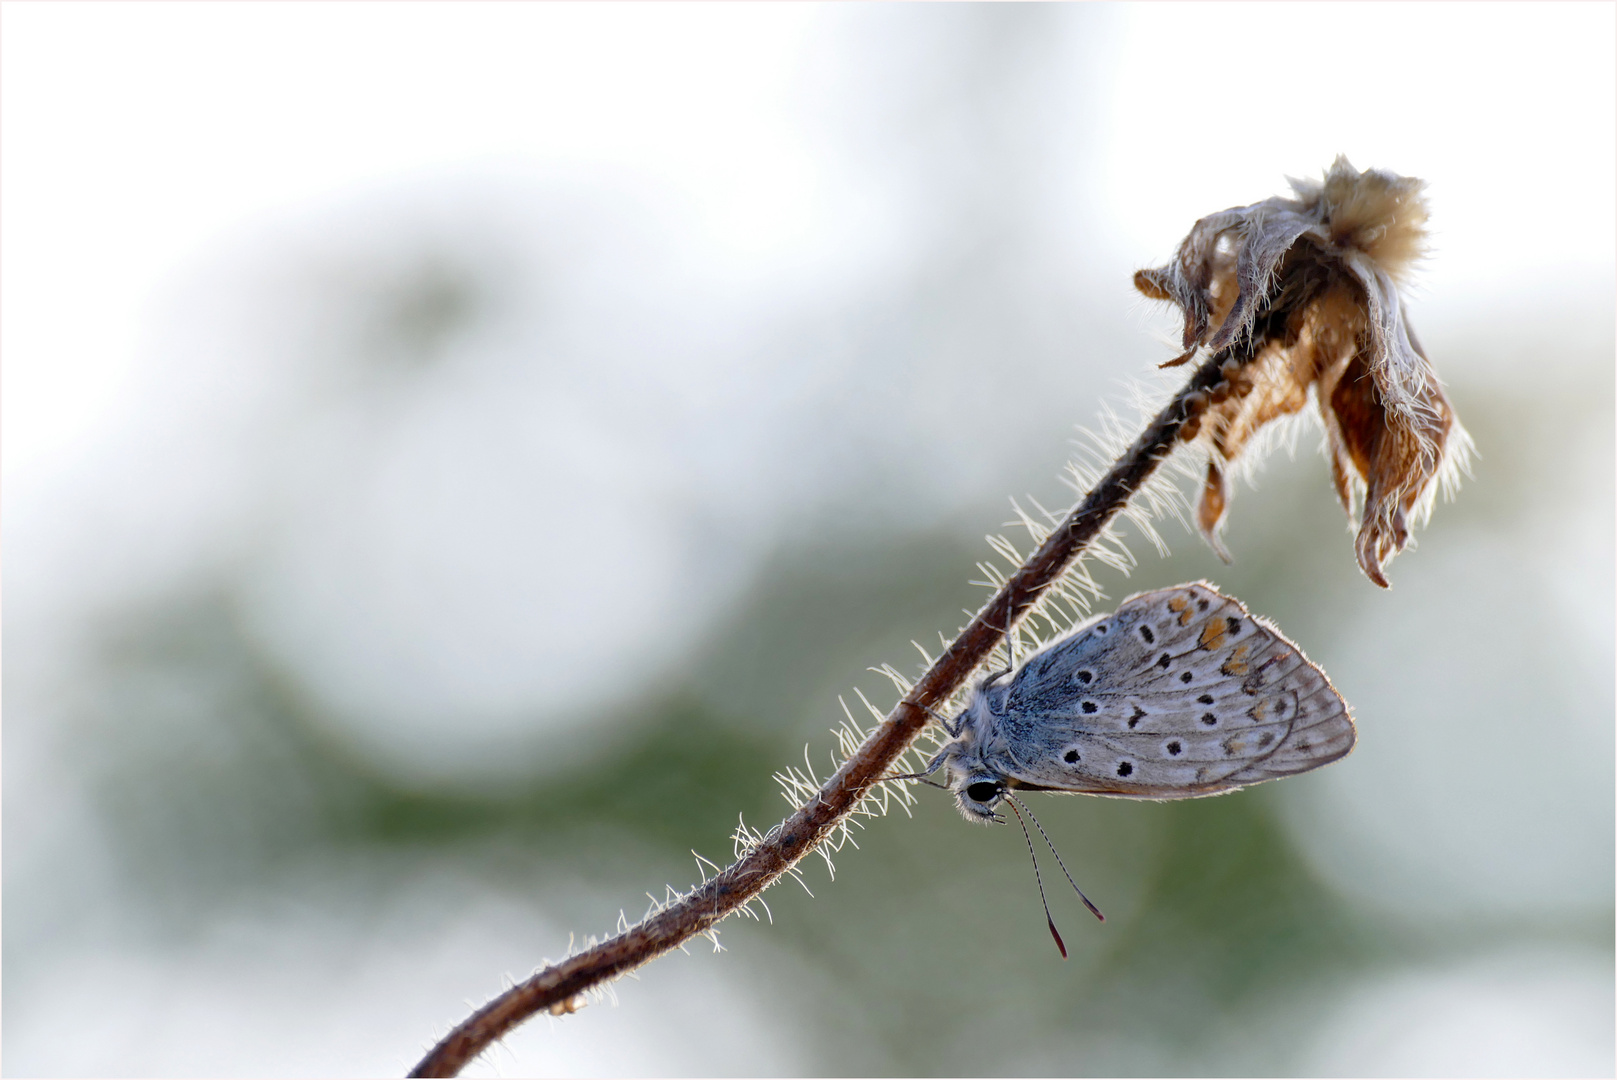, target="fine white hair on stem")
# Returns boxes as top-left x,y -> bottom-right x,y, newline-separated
780,374 -> 1199,857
